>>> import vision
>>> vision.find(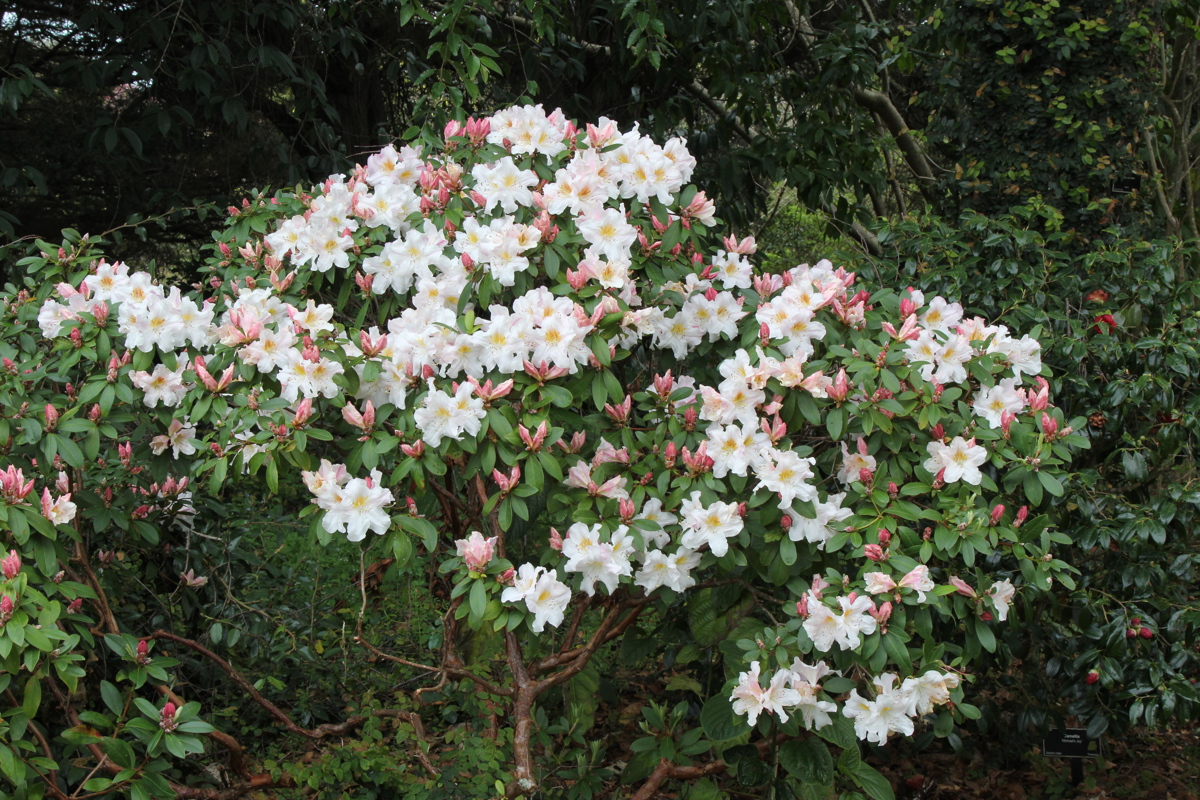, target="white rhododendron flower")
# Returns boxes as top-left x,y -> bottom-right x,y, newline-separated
989,578 -> 1016,621
925,437 -> 988,485
731,661 -> 803,727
